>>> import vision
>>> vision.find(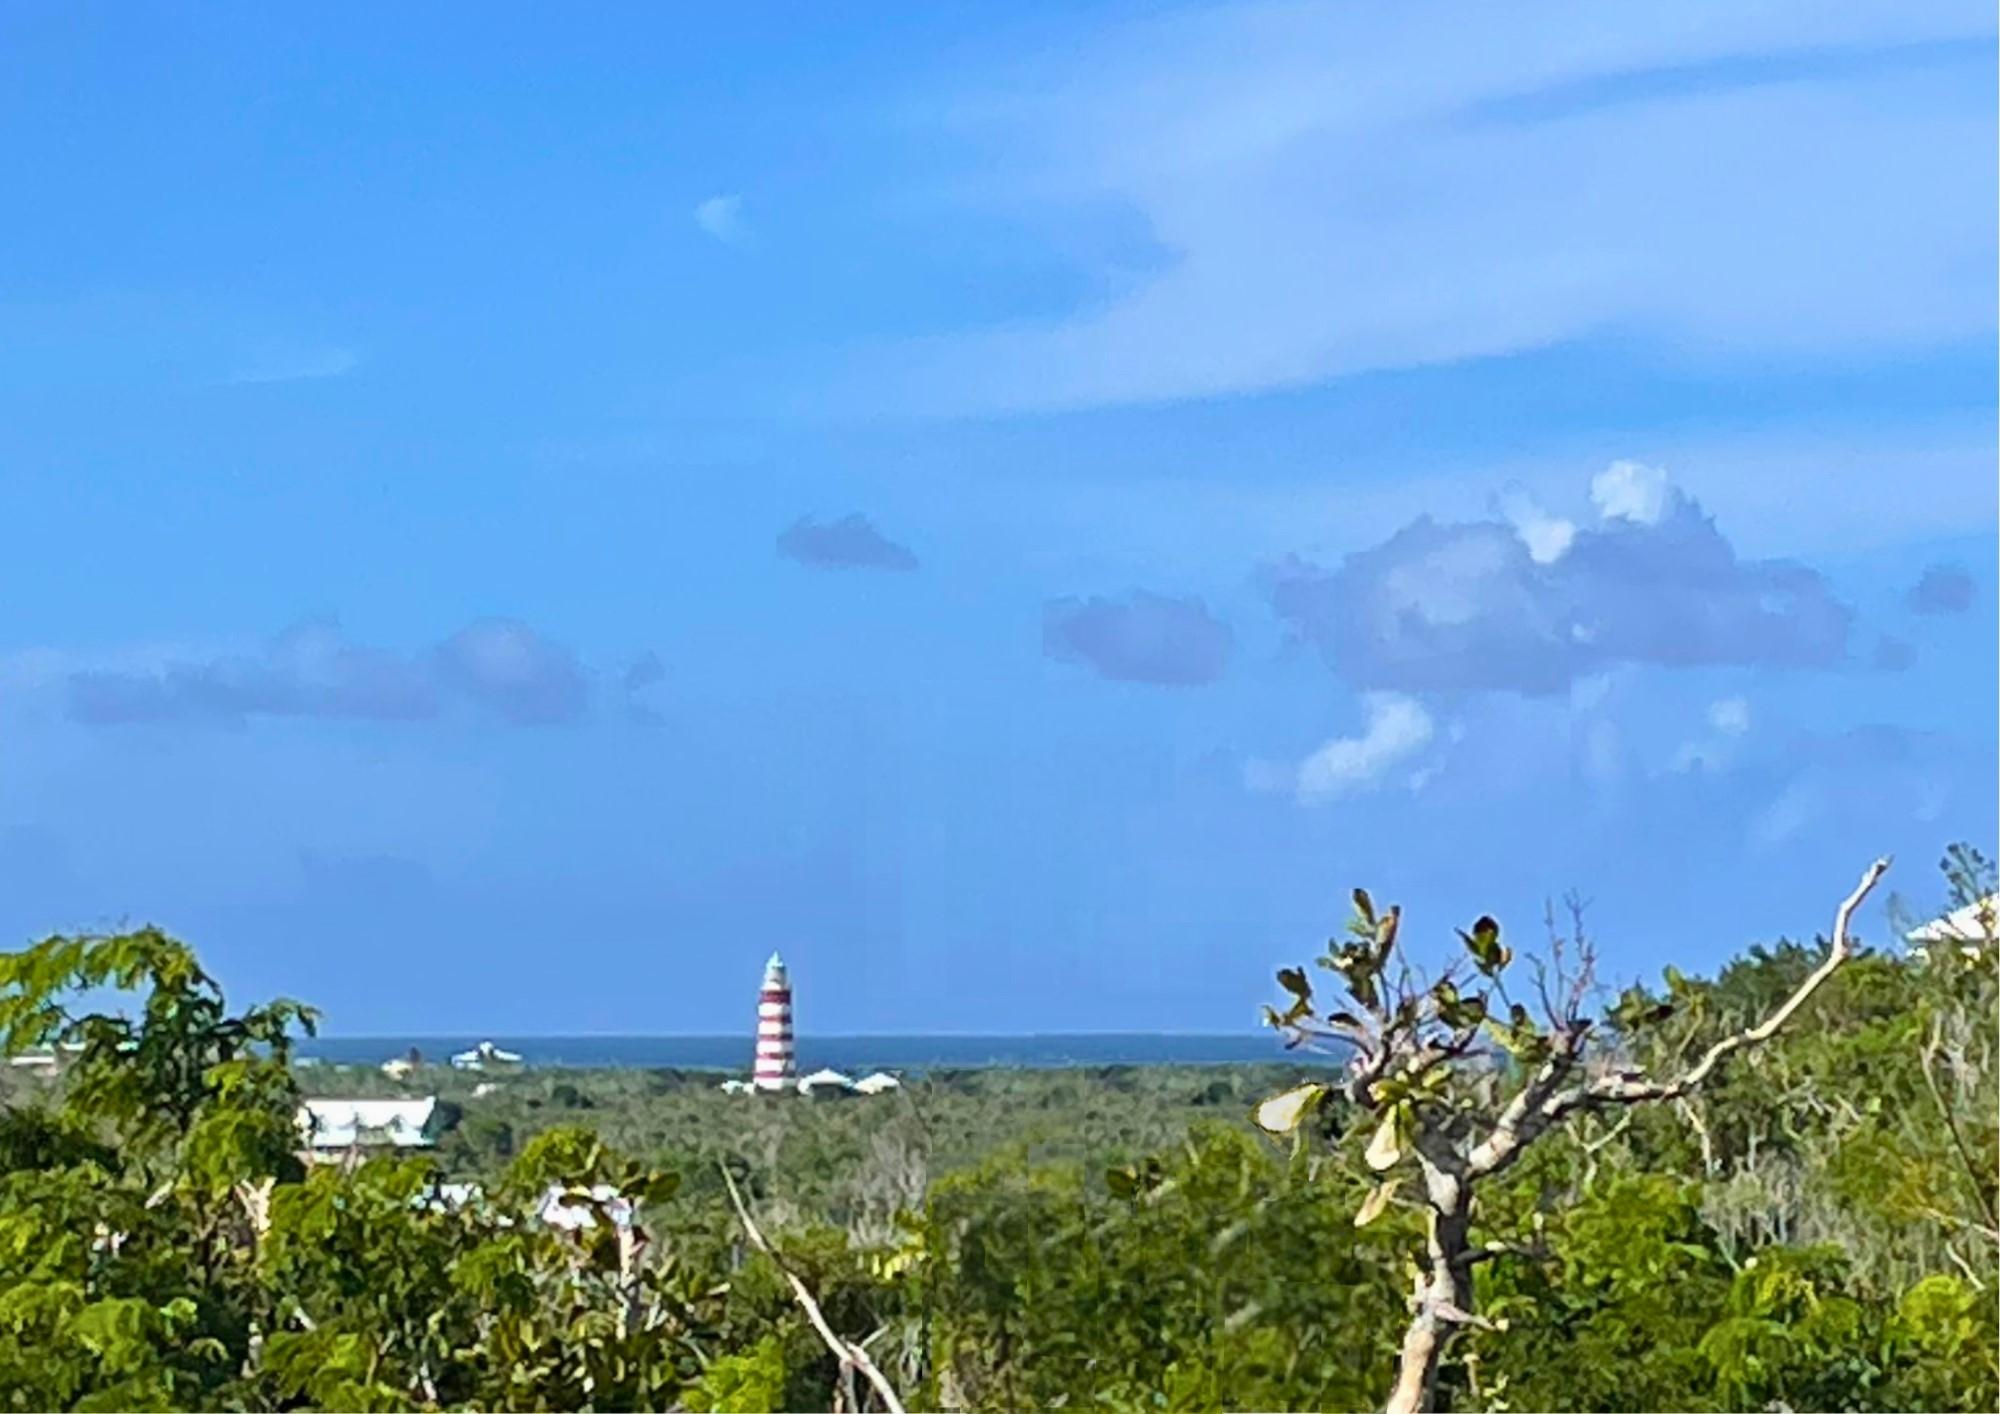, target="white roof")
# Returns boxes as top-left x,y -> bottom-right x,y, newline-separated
298,1097 -> 439,1148
854,1072 -> 902,1094
798,1068 -> 854,1093
451,1040 -> 522,1067
1907,897 -> 1997,946
420,1182 -> 484,1213
537,1183 -> 634,1231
